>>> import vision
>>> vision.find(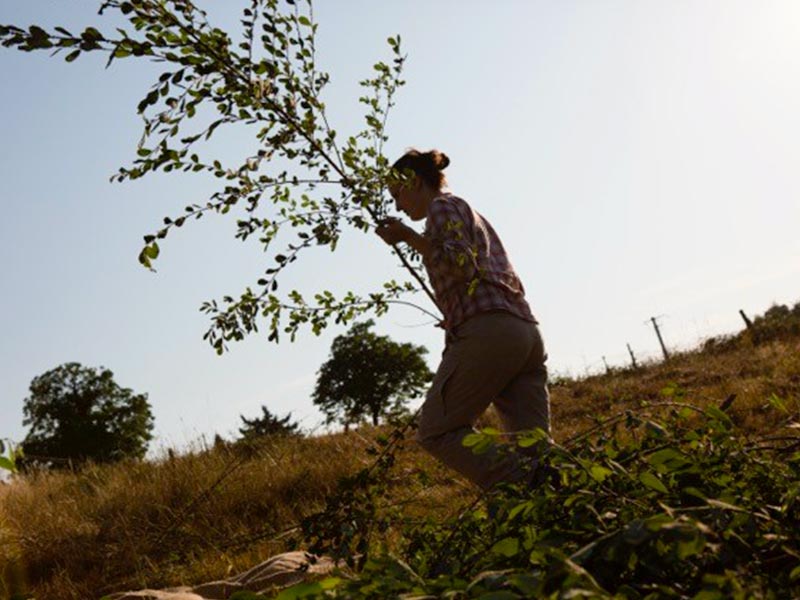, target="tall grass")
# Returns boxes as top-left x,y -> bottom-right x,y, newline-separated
0,427 -> 469,599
